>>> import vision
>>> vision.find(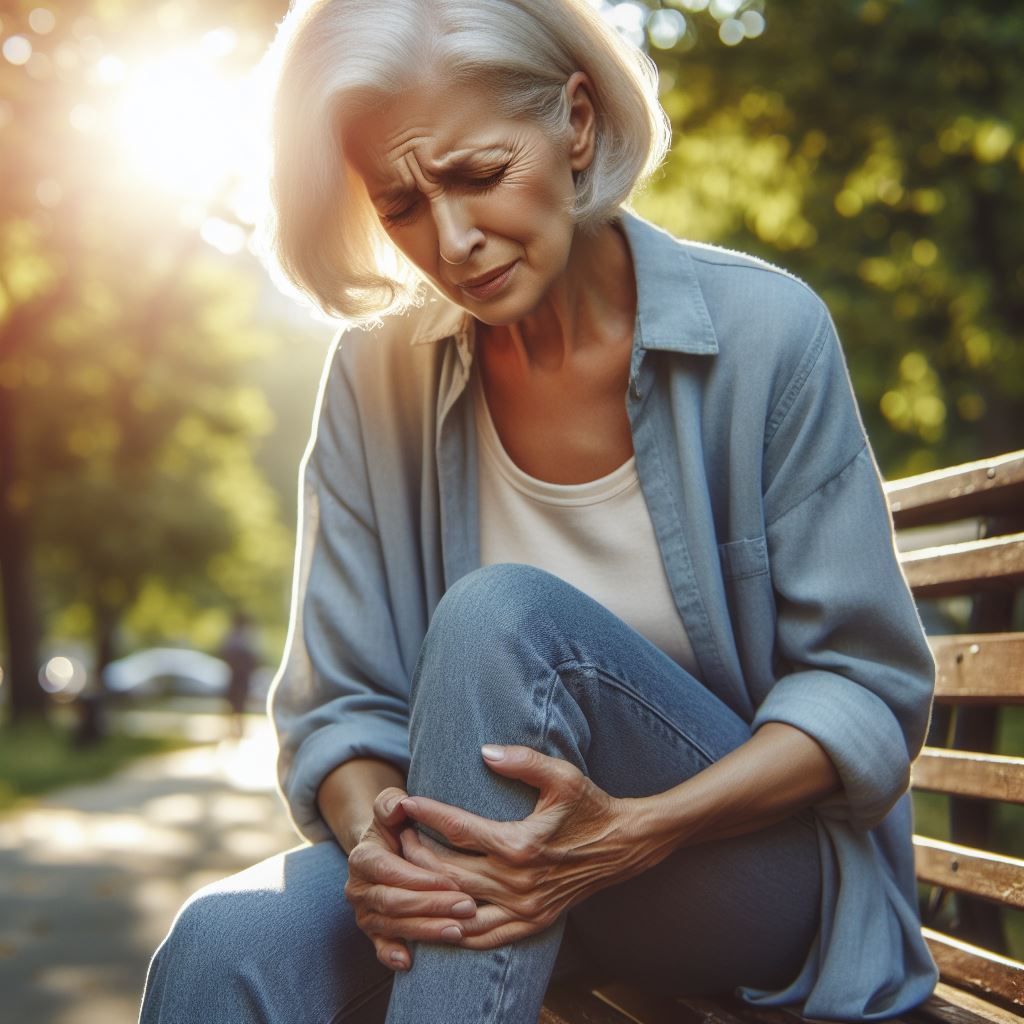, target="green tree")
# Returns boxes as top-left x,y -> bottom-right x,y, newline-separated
630,0 -> 1024,475
0,0 -> 298,721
